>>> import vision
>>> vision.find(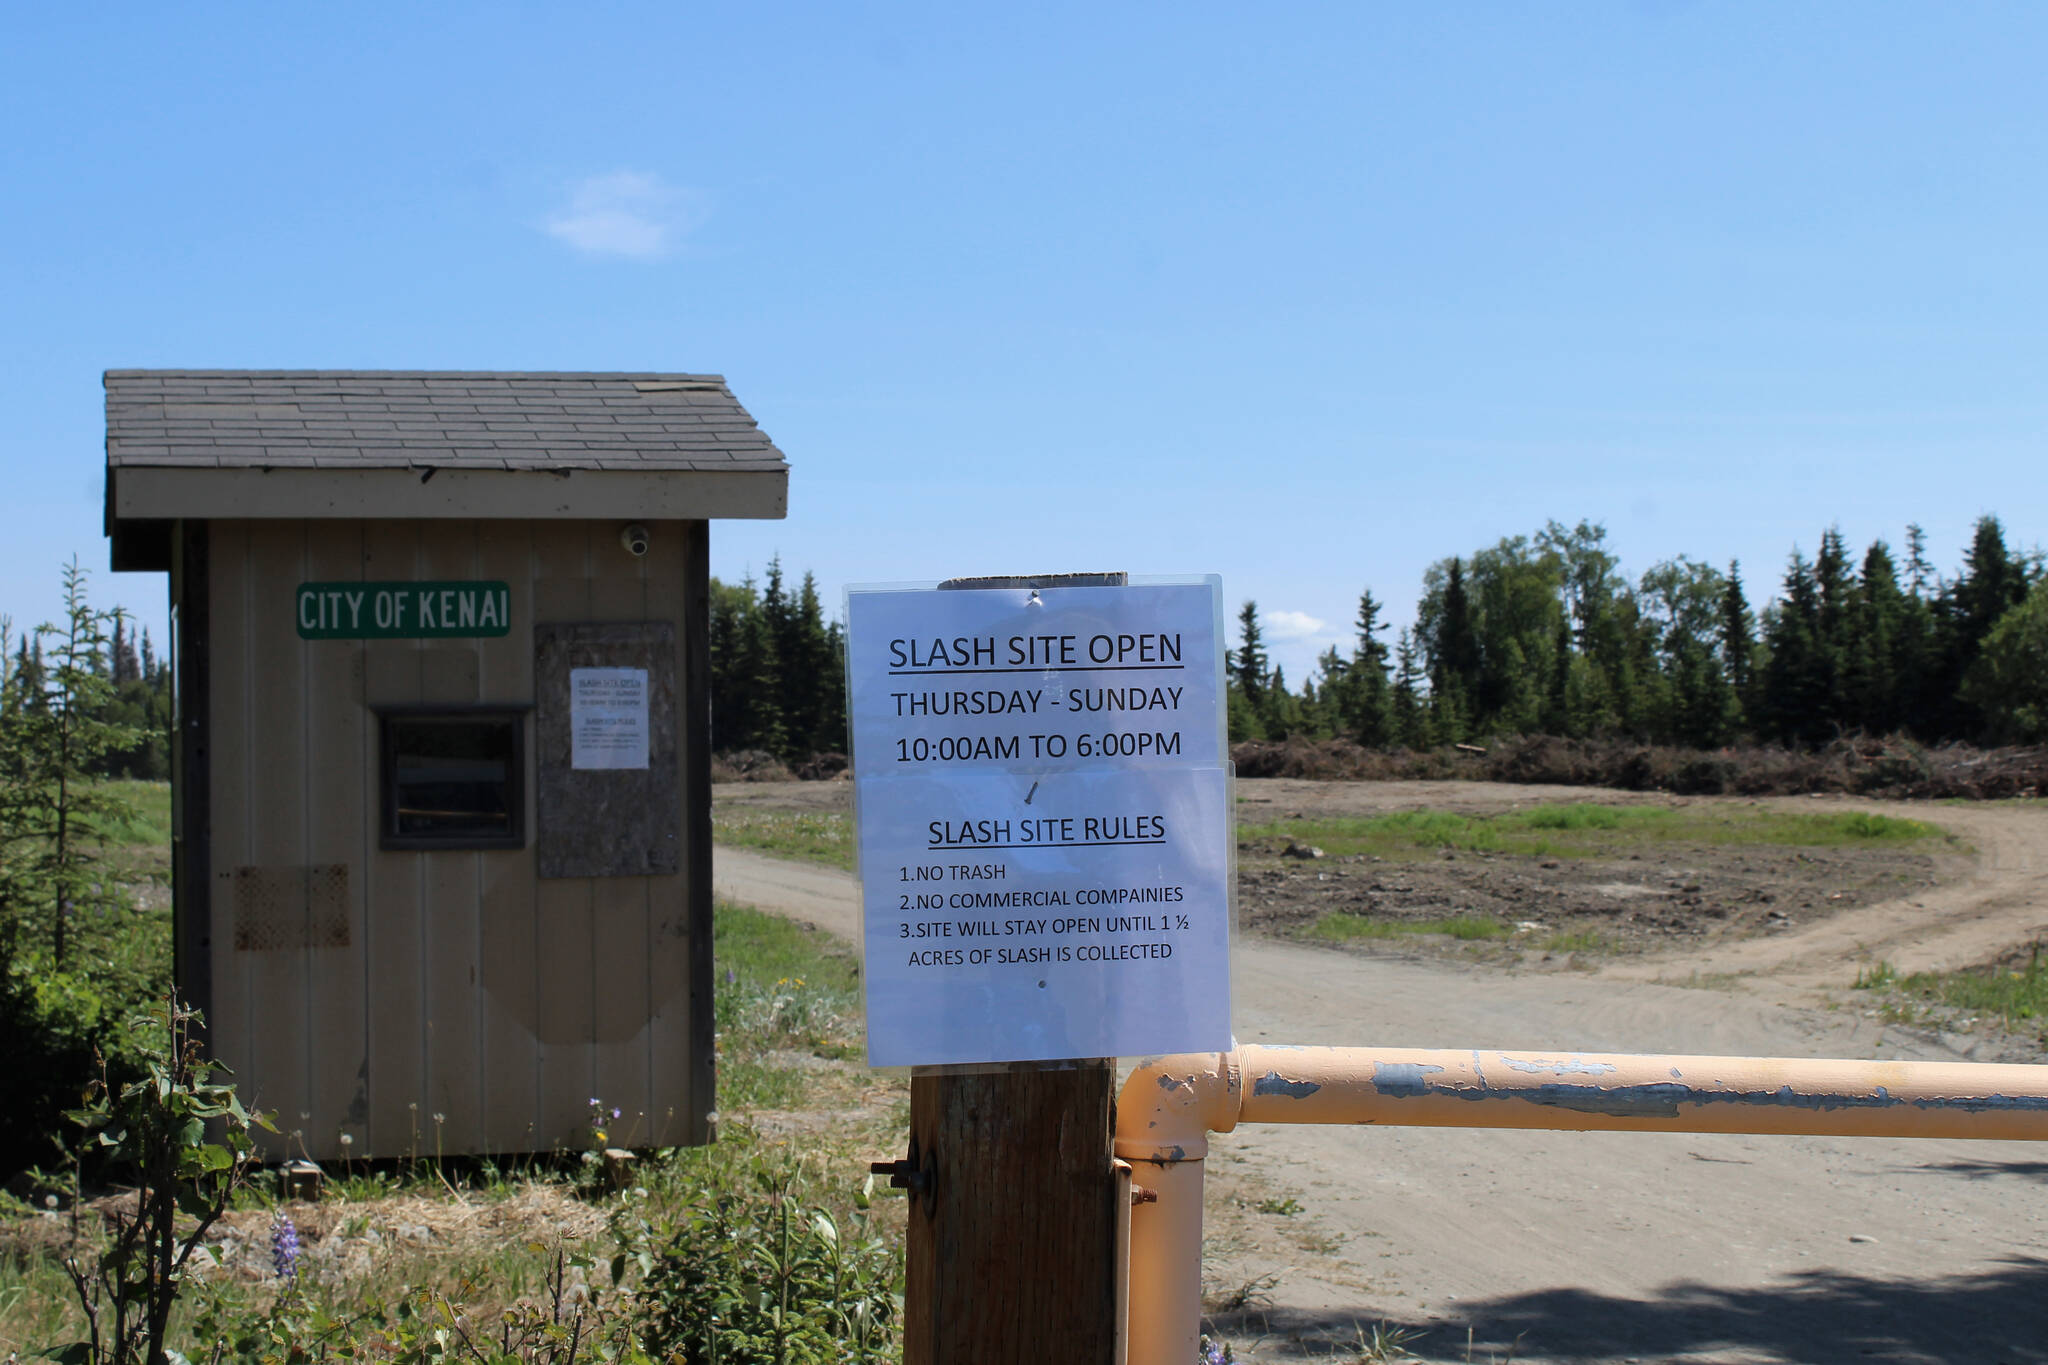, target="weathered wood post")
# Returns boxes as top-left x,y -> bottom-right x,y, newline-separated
902,1059 -> 1120,1364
